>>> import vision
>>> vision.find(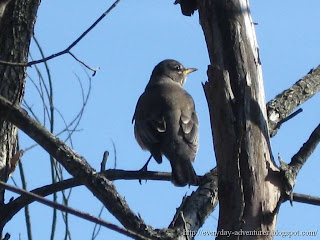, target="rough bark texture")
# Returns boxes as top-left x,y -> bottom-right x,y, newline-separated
198,0 -> 281,239
267,66 -> 320,137
170,168 -> 219,239
0,0 -> 40,207
0,96 -> 179,240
